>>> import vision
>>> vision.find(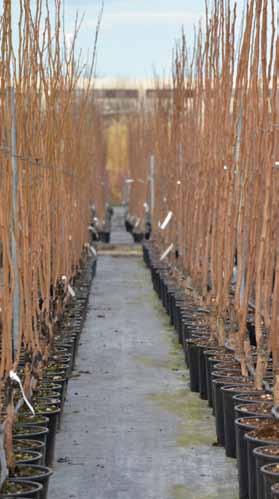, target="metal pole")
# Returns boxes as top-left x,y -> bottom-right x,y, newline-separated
149,154 -> 155,219
11,87 -> 20,359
